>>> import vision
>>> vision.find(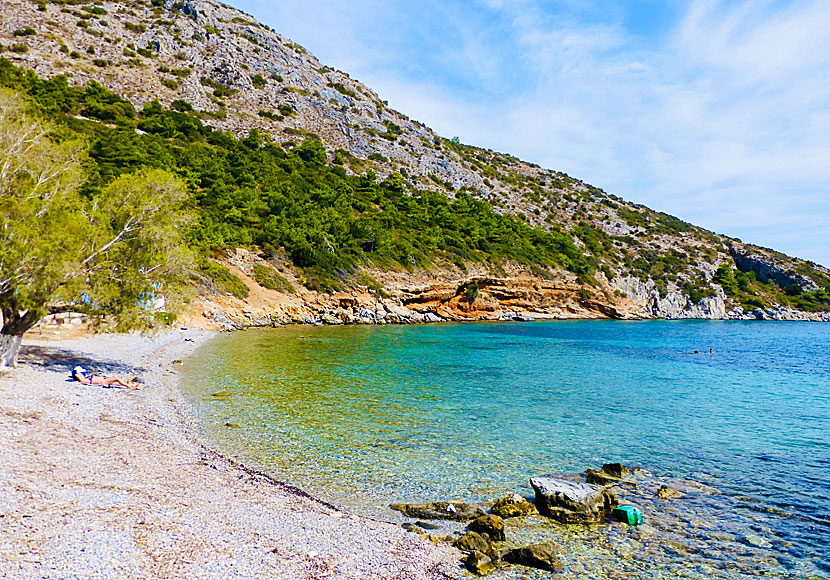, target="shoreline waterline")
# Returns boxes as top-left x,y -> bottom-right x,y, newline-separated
181,320 -> 830,579
0,329 -> 461,580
